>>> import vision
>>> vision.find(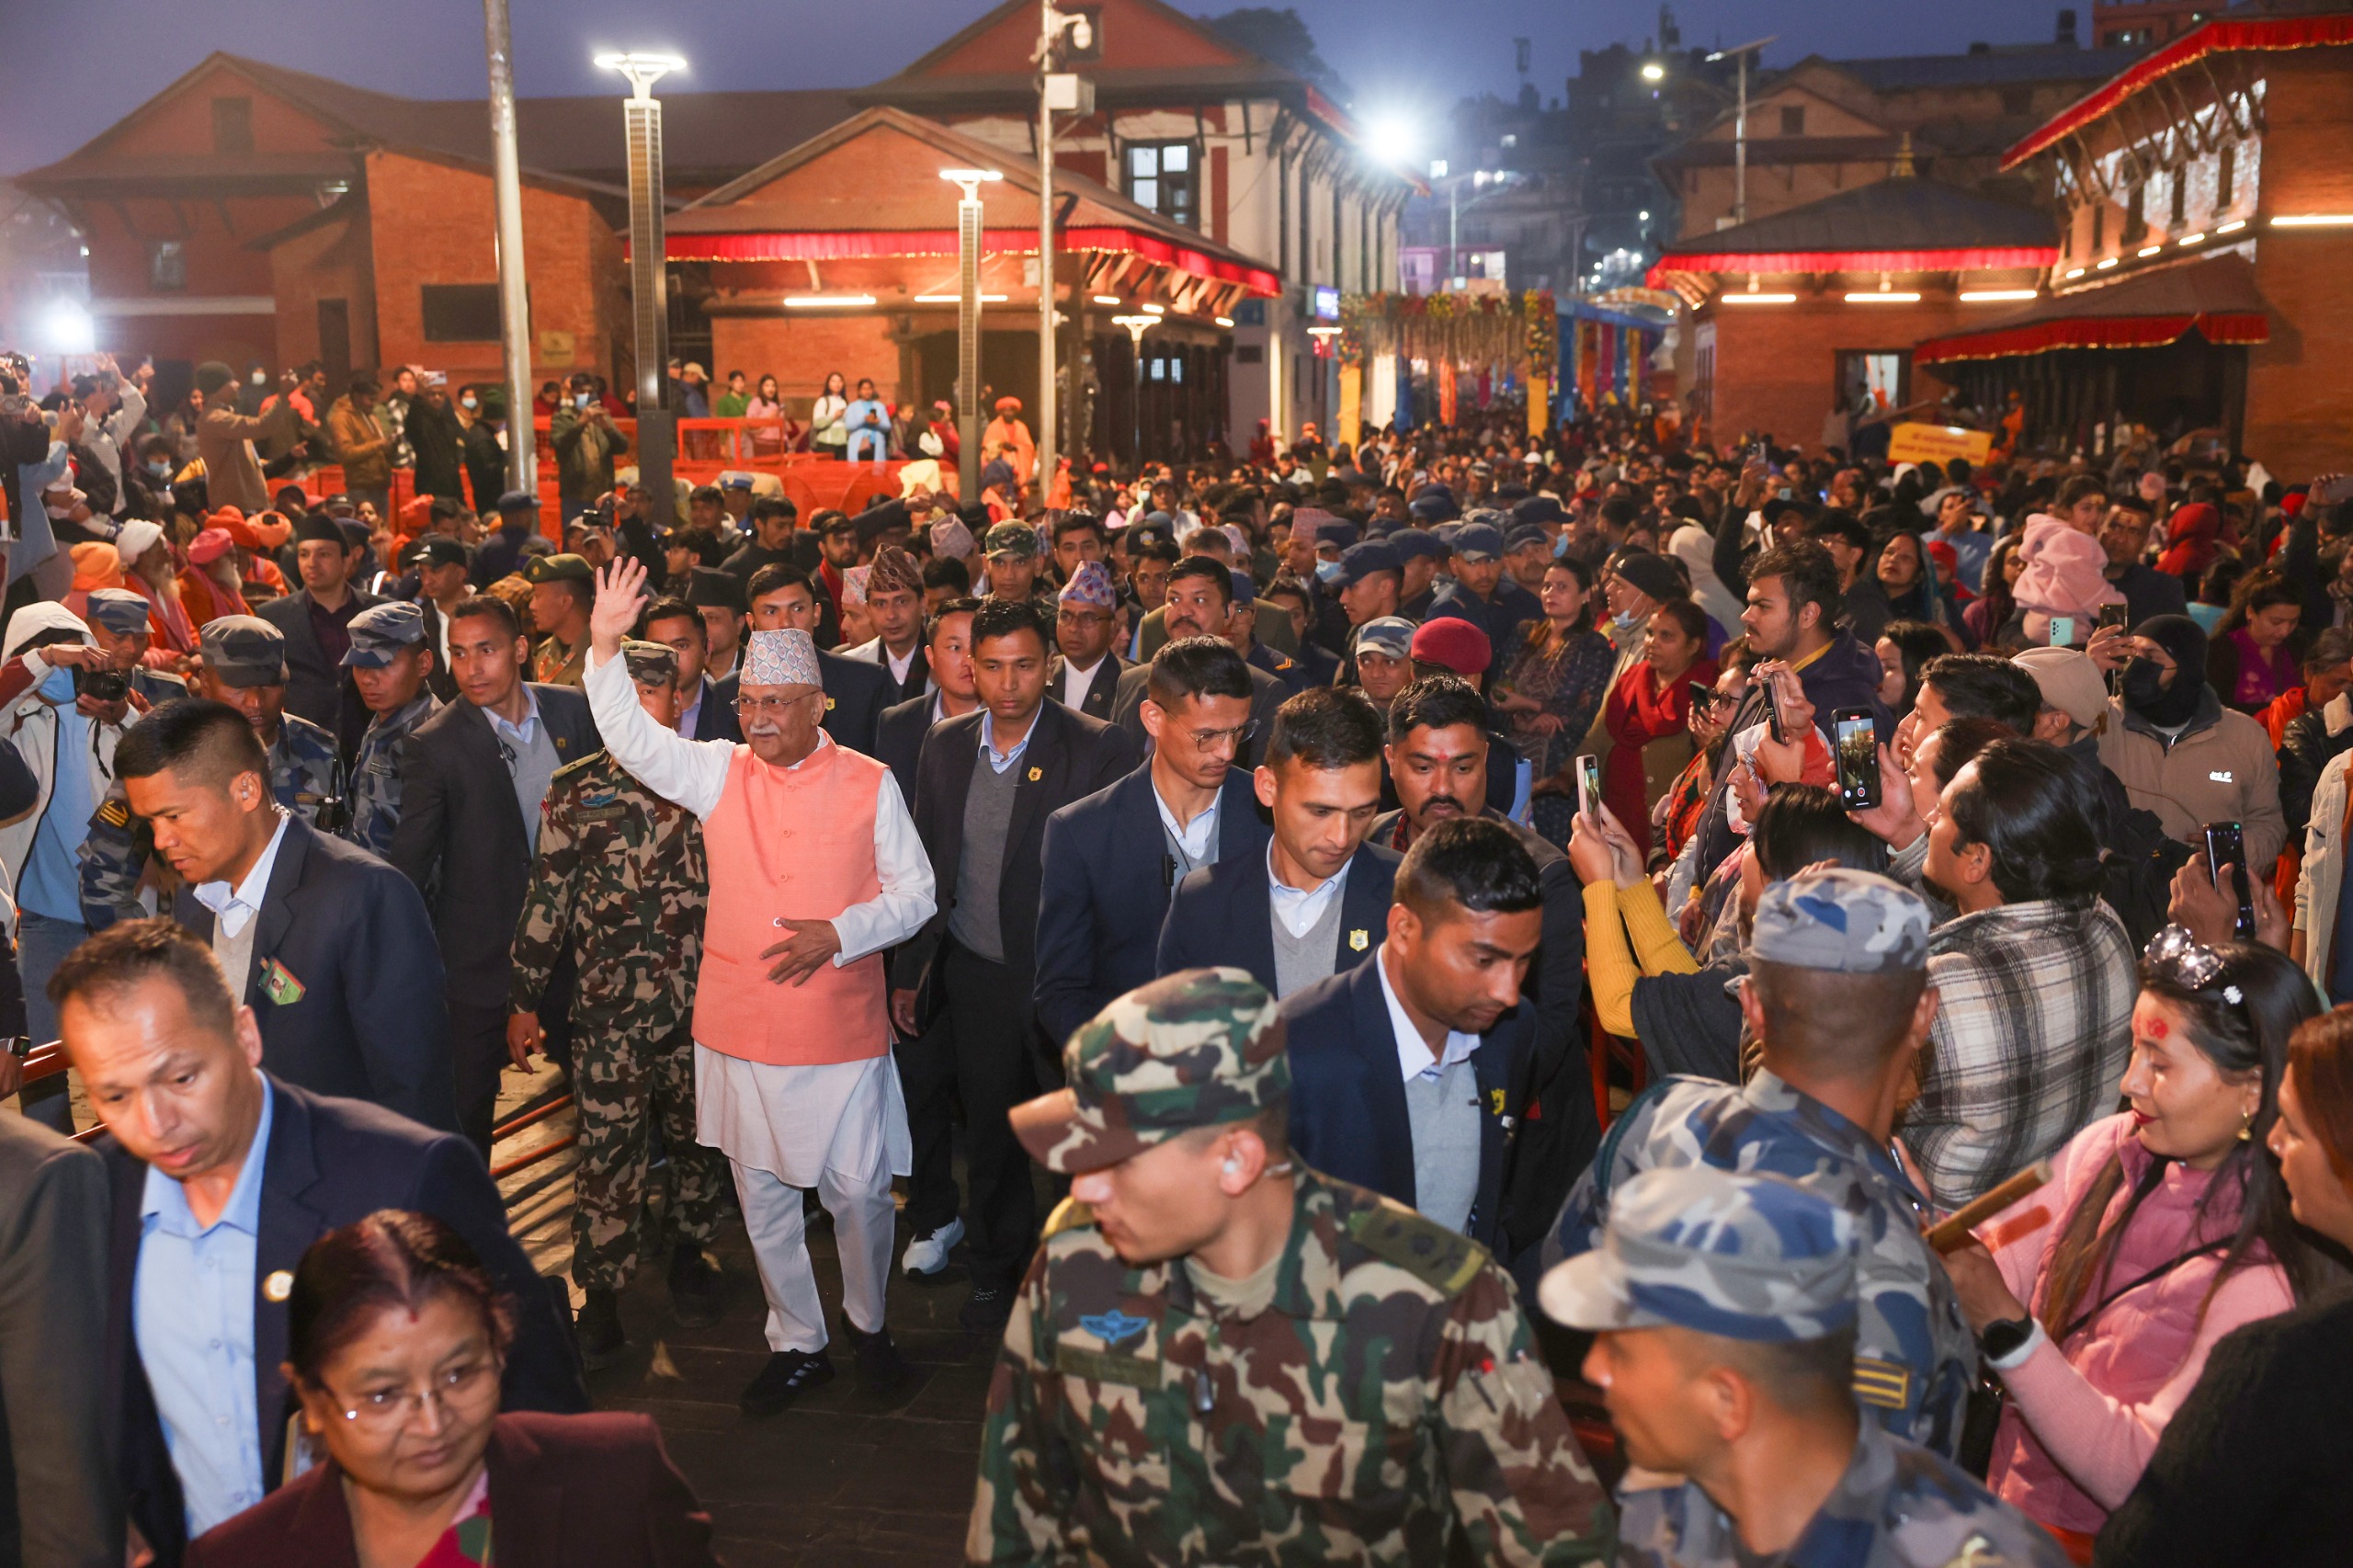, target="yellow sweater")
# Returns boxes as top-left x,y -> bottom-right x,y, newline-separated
1583,878 -> 1701,1039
